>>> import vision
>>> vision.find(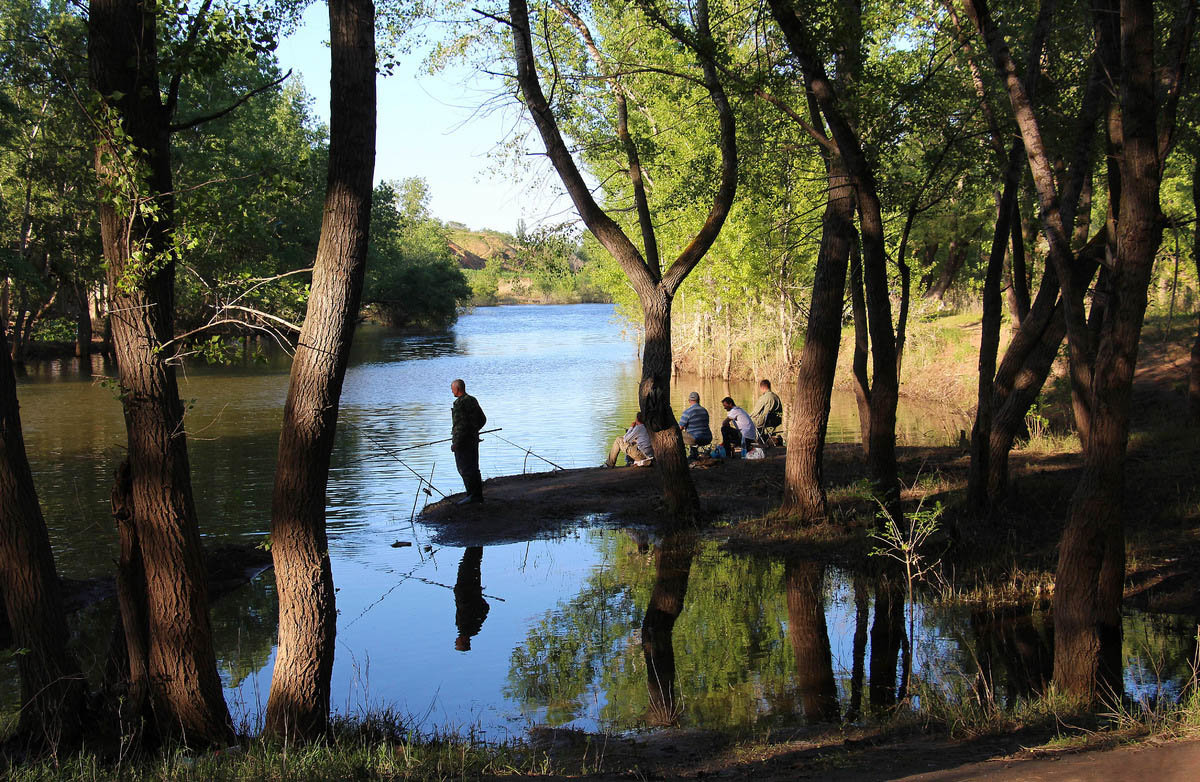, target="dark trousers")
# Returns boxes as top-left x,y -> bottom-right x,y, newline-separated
454,438 -> 483,499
